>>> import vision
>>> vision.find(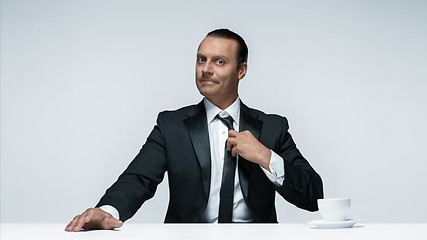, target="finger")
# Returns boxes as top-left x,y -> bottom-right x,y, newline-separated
226,138 -> 237,151
84,208 -> 96,223
231,145 -> 238,157
242,130 -> 253,136
67,215 -> 81,232
228,130 -> 239,137
73,211 -> 88,232
65,215 -> 80,232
